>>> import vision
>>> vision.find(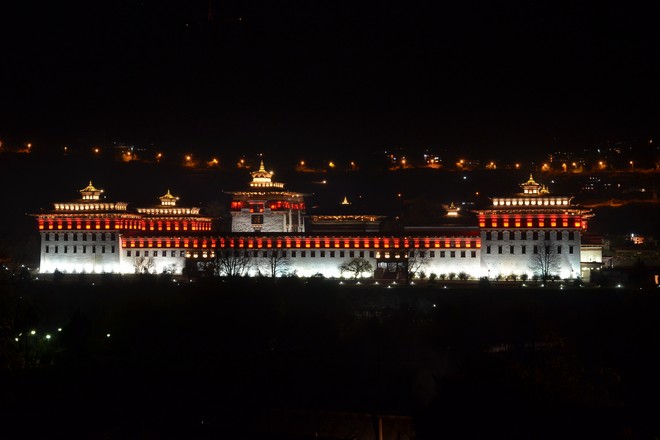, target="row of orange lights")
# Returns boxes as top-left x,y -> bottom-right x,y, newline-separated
121,237 -> 481,250
479,216 -> 583,228
39,219 -> 212,232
